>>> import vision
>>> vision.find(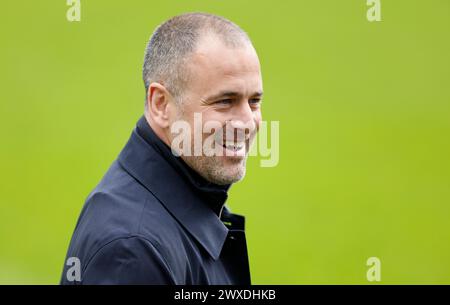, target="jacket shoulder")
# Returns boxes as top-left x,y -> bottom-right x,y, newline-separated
63,160 -> 189,281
